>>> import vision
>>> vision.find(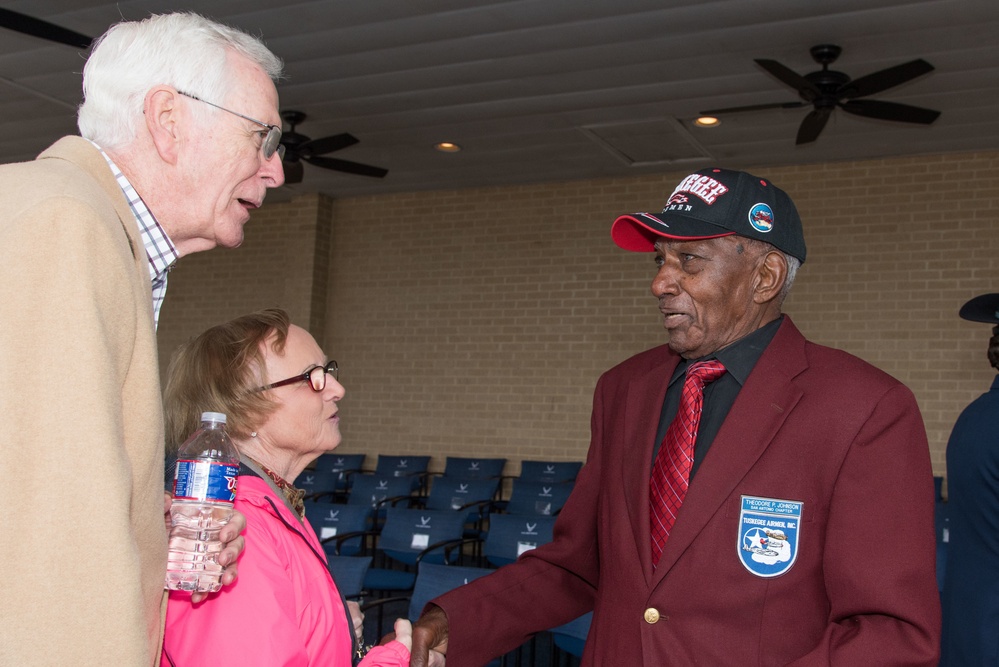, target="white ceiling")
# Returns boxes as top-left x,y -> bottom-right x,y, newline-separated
1,0 -> 996,202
